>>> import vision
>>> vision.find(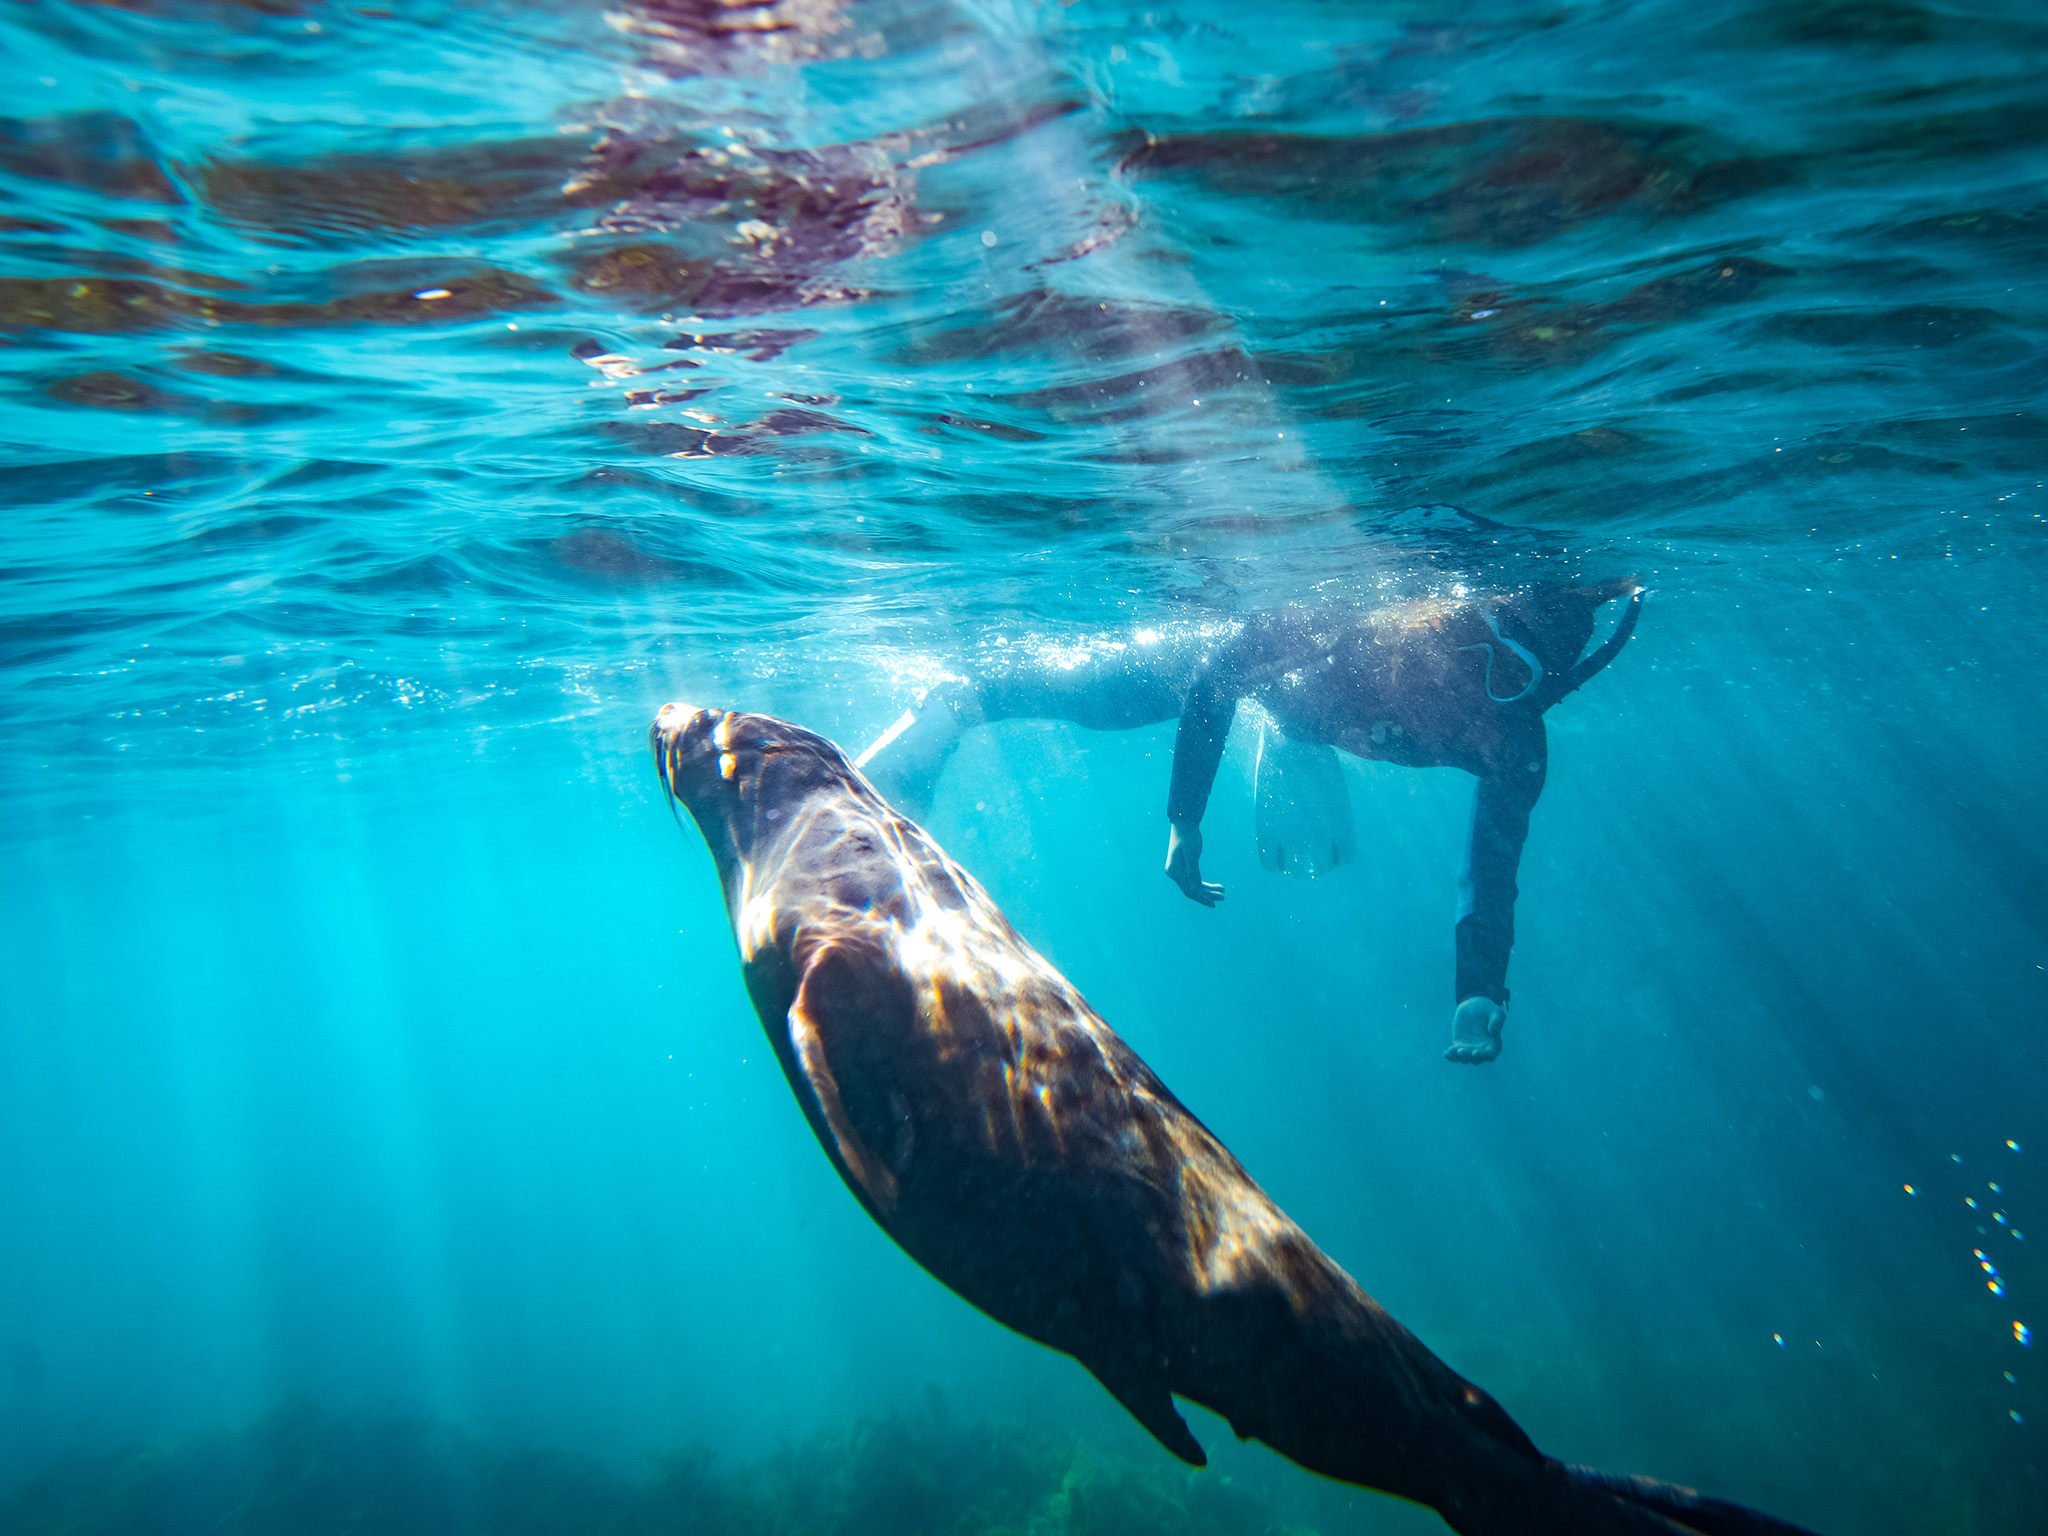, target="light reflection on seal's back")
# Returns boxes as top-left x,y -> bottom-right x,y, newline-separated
650,703 -> 1817,1536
